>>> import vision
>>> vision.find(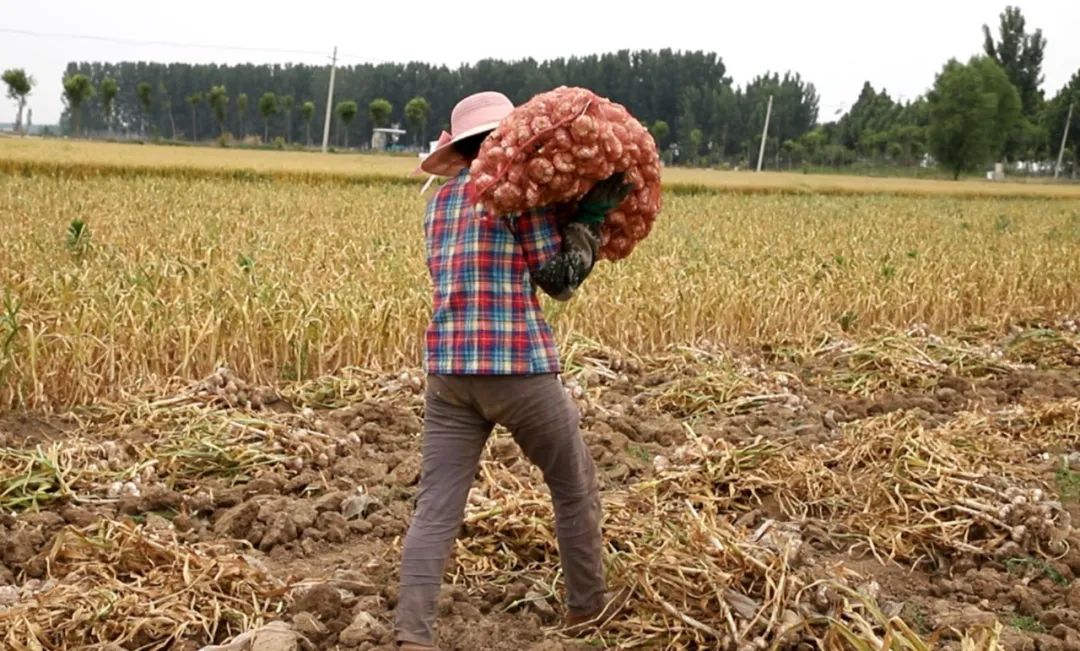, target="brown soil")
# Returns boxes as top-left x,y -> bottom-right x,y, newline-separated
1,332 -> 1078,650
